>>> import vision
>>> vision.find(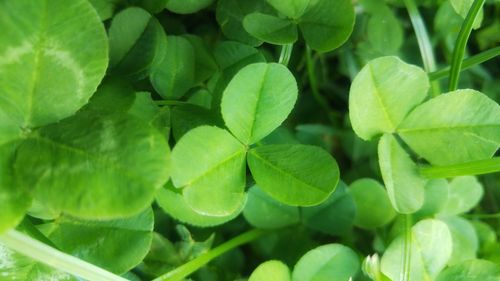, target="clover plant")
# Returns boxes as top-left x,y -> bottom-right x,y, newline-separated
0,0 -> 499,281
